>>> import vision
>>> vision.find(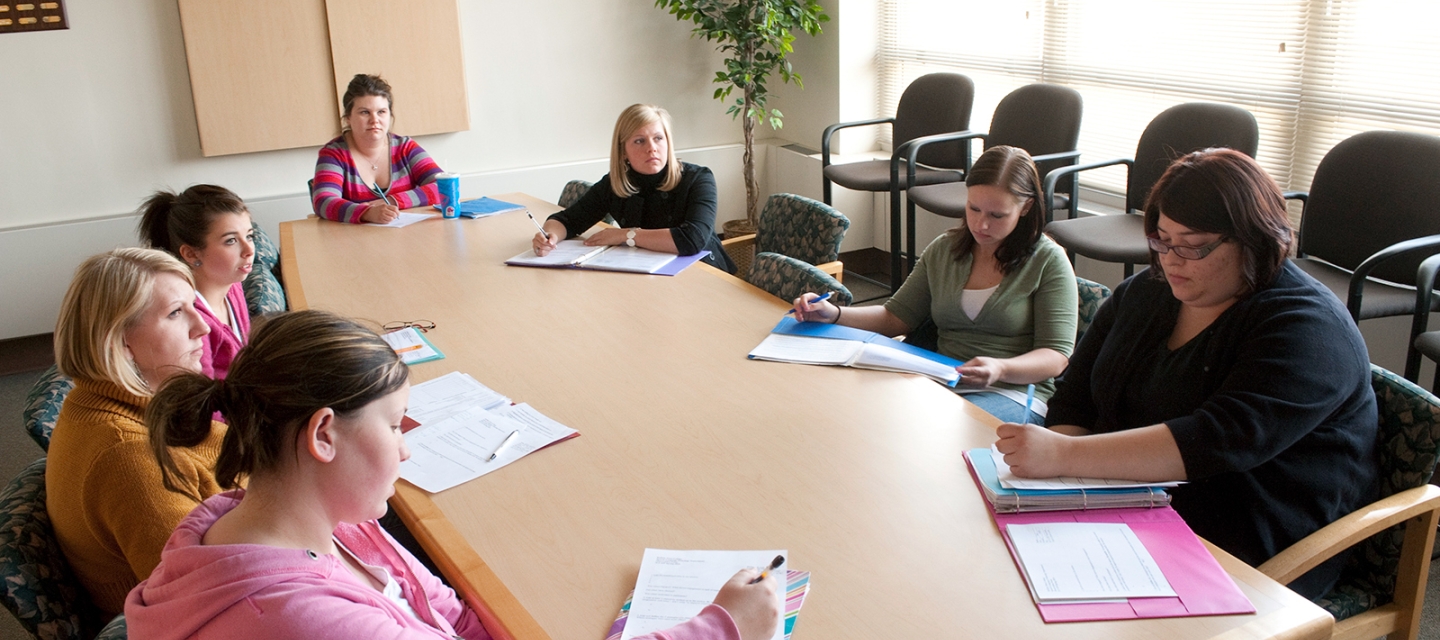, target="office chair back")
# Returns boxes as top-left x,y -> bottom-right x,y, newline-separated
1298,130 -> 1440,287
0,457 -> 105,640
23,365 -> 73,452
757,194 -> 850,266
243,222 -> 287,318
747,253 -> 853,307
894,73 -> 975,169
987,84 -> 1084,181
1128,102 -> 1259,212
1074,276 -> 1111,343
557,180 -> 593,209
